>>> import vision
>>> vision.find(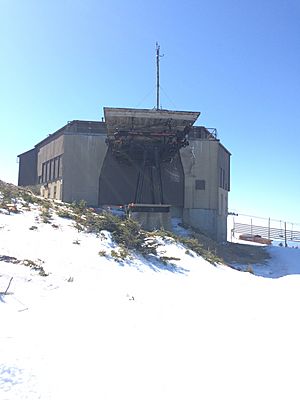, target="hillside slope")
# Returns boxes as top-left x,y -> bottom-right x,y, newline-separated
1,184 -> 300,399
